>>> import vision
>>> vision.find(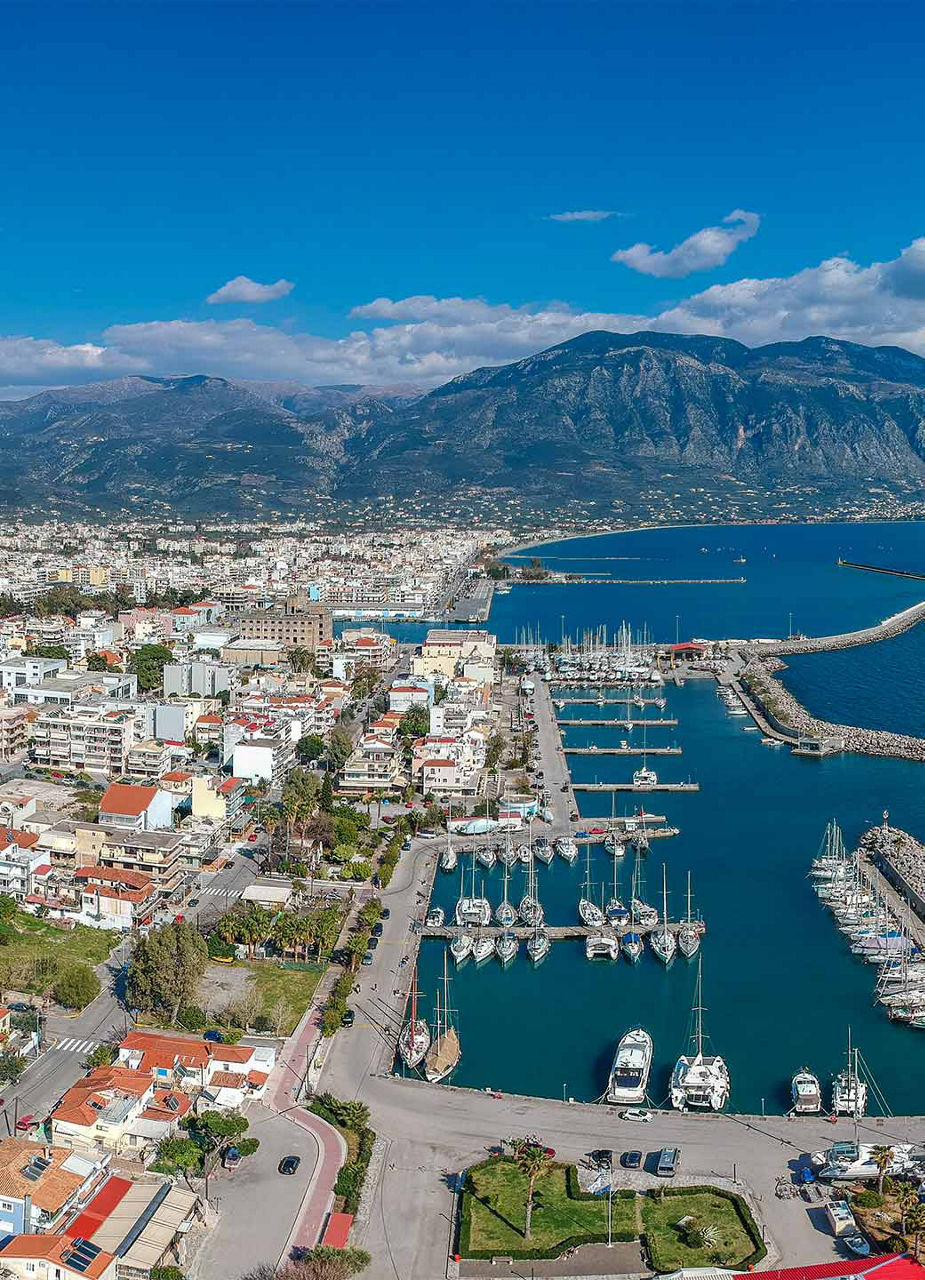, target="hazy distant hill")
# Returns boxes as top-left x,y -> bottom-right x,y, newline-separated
3,333 -> 925,517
